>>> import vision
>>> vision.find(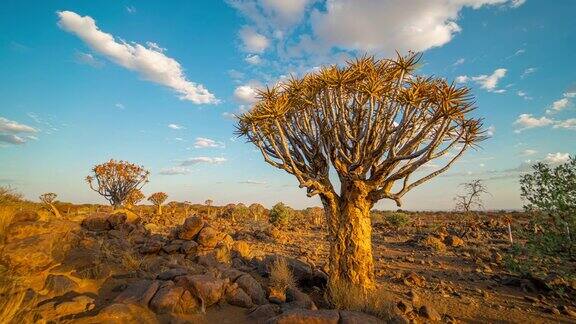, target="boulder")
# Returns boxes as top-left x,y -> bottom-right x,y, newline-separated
178,216 -> 205,240
149,281 -> 199,314
81,214 -> 111,231
157,268 -> 188,281
339,311 -> 382,324
3,235 -> 55,274
444,235 -> 464,247
139,241 -> 163,255
107,213 -> 127,229
162,243 -> 182,254
181,241 -> 199,255
37,294 -> 95,321
114,280 -> 160,306
235,274 -> 267,305
266,309 -> 340,324
81,303 -> 159,324
196,226 -> 226,248
225,284 -> 253,308
42,274 -> 79,296
282,287 -> 316,311
175,274 -> 228,307
248,304 -> 281,323
418,305 -> 441,322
